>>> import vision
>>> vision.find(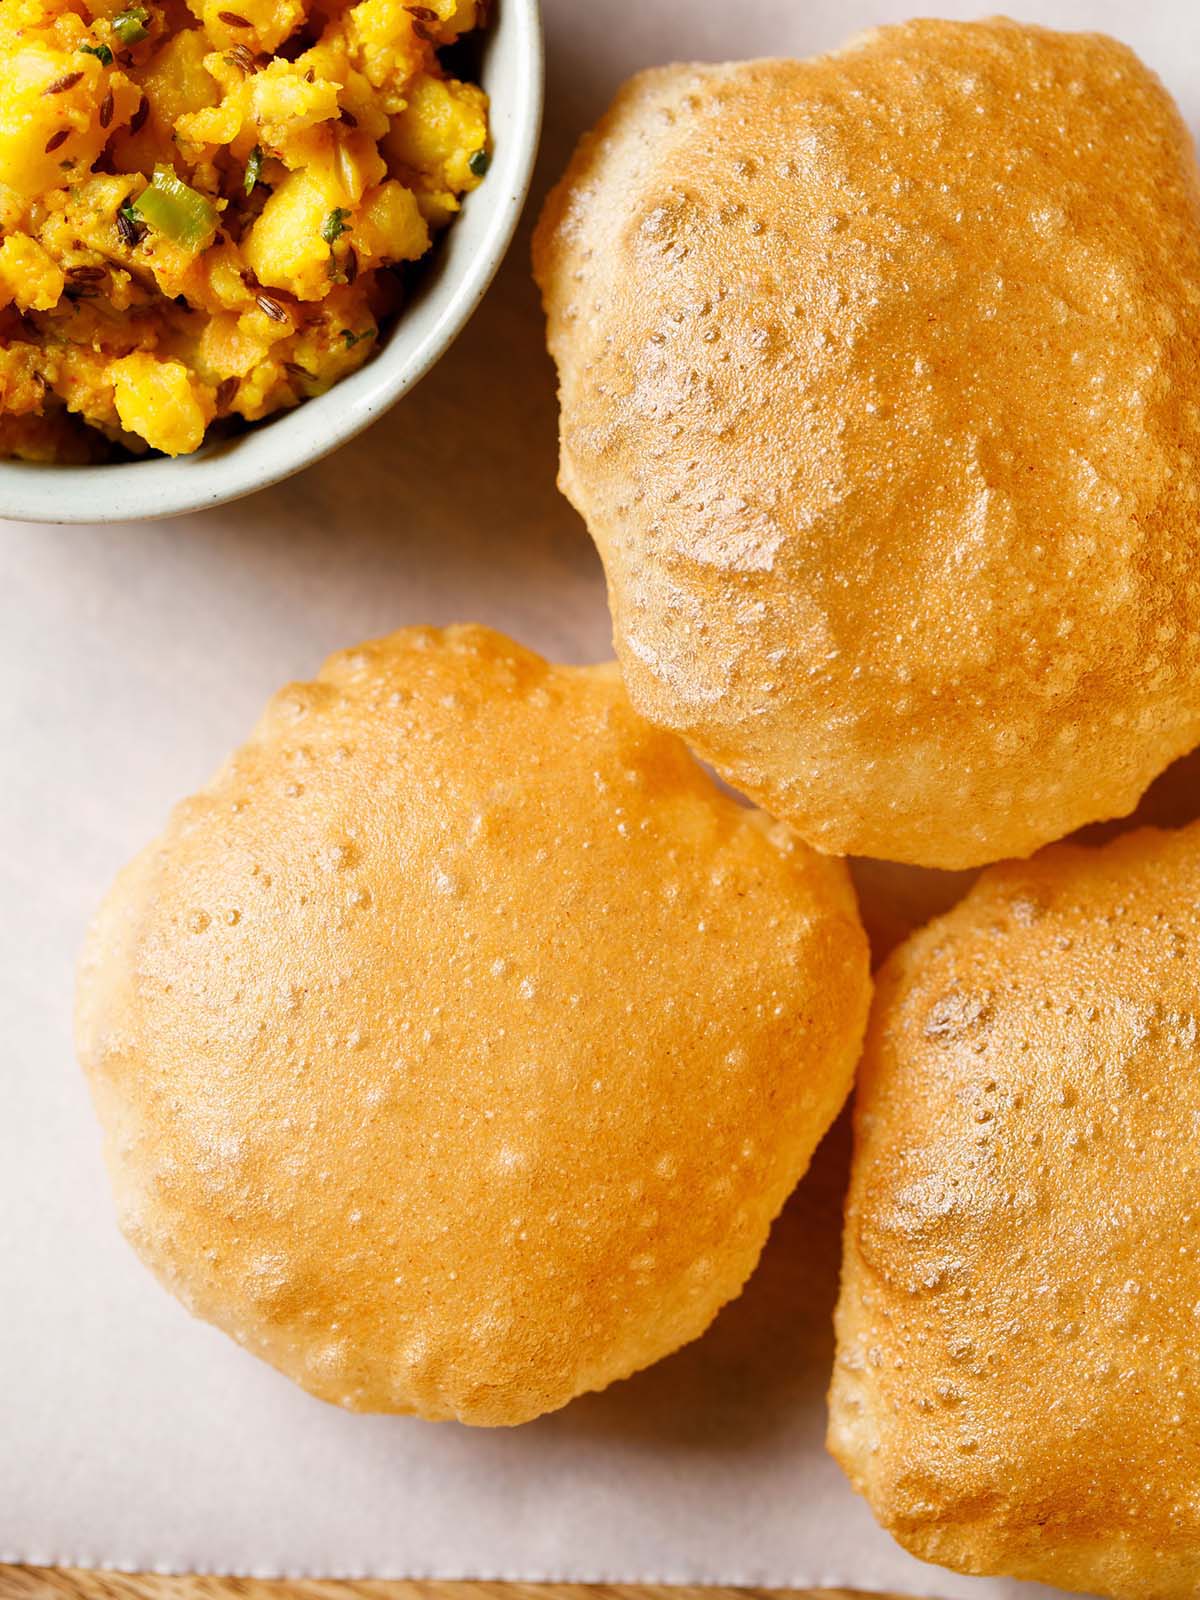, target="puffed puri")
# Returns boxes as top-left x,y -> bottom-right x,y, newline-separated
77,624 -> 872,1426
829,821 -> 1200,1599
533,18 -> 1200,870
